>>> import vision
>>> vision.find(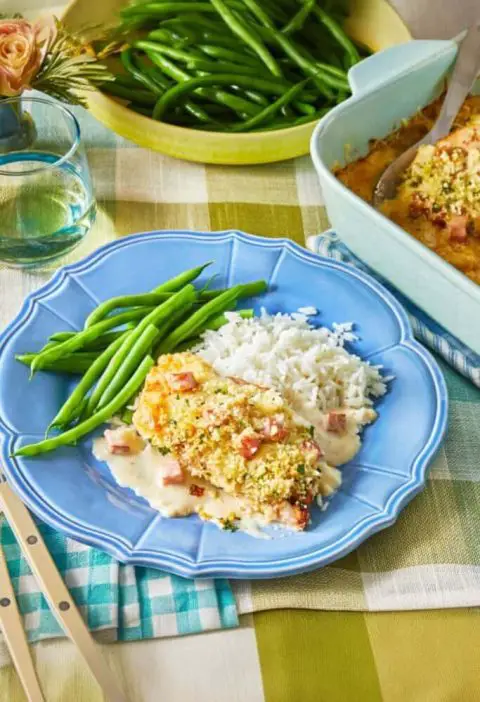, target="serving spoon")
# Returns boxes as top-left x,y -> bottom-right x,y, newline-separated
373,22 -> 480,208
